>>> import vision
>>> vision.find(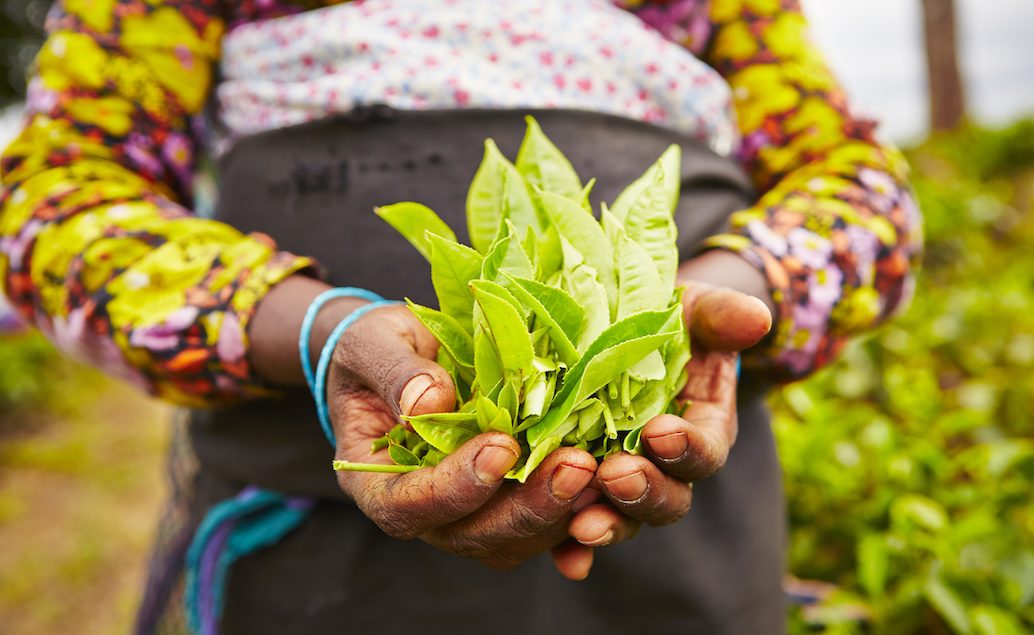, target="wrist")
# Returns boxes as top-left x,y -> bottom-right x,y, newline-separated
249,276 -> 370,386
677,249 -> 776,318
